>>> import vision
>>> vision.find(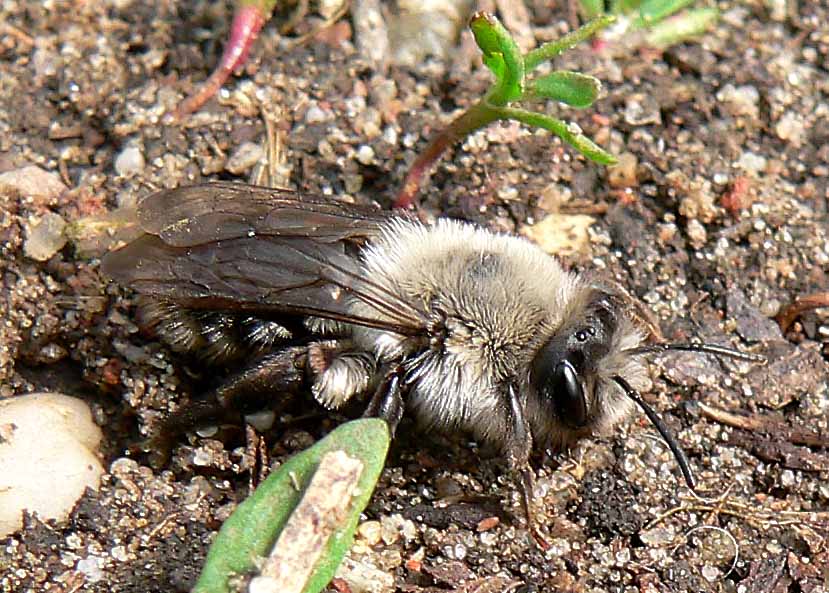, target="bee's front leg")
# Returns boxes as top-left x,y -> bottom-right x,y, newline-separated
363,364 -> 406,436
504,382 -> 550,550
